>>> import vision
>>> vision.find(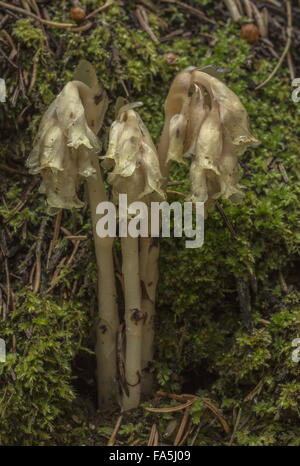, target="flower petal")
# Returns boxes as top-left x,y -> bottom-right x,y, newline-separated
55,81 -> 100,151
40,148 -> 84,209
166,113 -> 188,164
77,147 -> 96,178
105,106 -> 164,203
195,99 -> 222,175
192,70 -> 258,151
139,142 -> 165,200
218,134 -> 244,203
184,84 -> 208,157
